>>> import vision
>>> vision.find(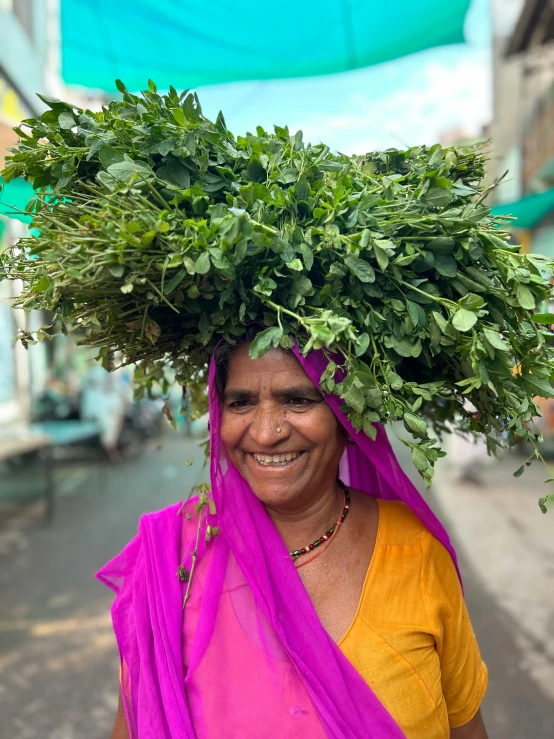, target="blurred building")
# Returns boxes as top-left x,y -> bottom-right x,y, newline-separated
0,0 -> 47,167
0,0 -> 49,427
489,0 -> 554,255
